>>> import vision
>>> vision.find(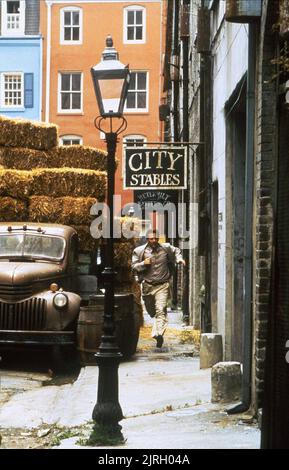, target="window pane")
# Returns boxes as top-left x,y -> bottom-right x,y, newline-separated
126,92 -> 136,109
64,27 -> 71,41
127,11 -> 134,25
136,11 -> 143,24
72,93 -> 81,109
72,11 -> 79,25
61,74 -> 71,91
3,74 -> 22,107
62,138 -> 81,145
61,93 -> 70,109
127,27 -> 134,40
64,12 -> 71,26
125,138 -> 145,147
129,73 -> 136,90
72,74 -> 81,91
138,73 -> 147,90
72,27 -> 79,41
7,1 -> 20,14
136,27 -> 142,40
137,92 -> 146,109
